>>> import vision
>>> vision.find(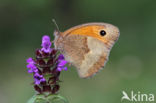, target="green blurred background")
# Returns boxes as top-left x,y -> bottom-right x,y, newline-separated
0,0 -> 156,103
